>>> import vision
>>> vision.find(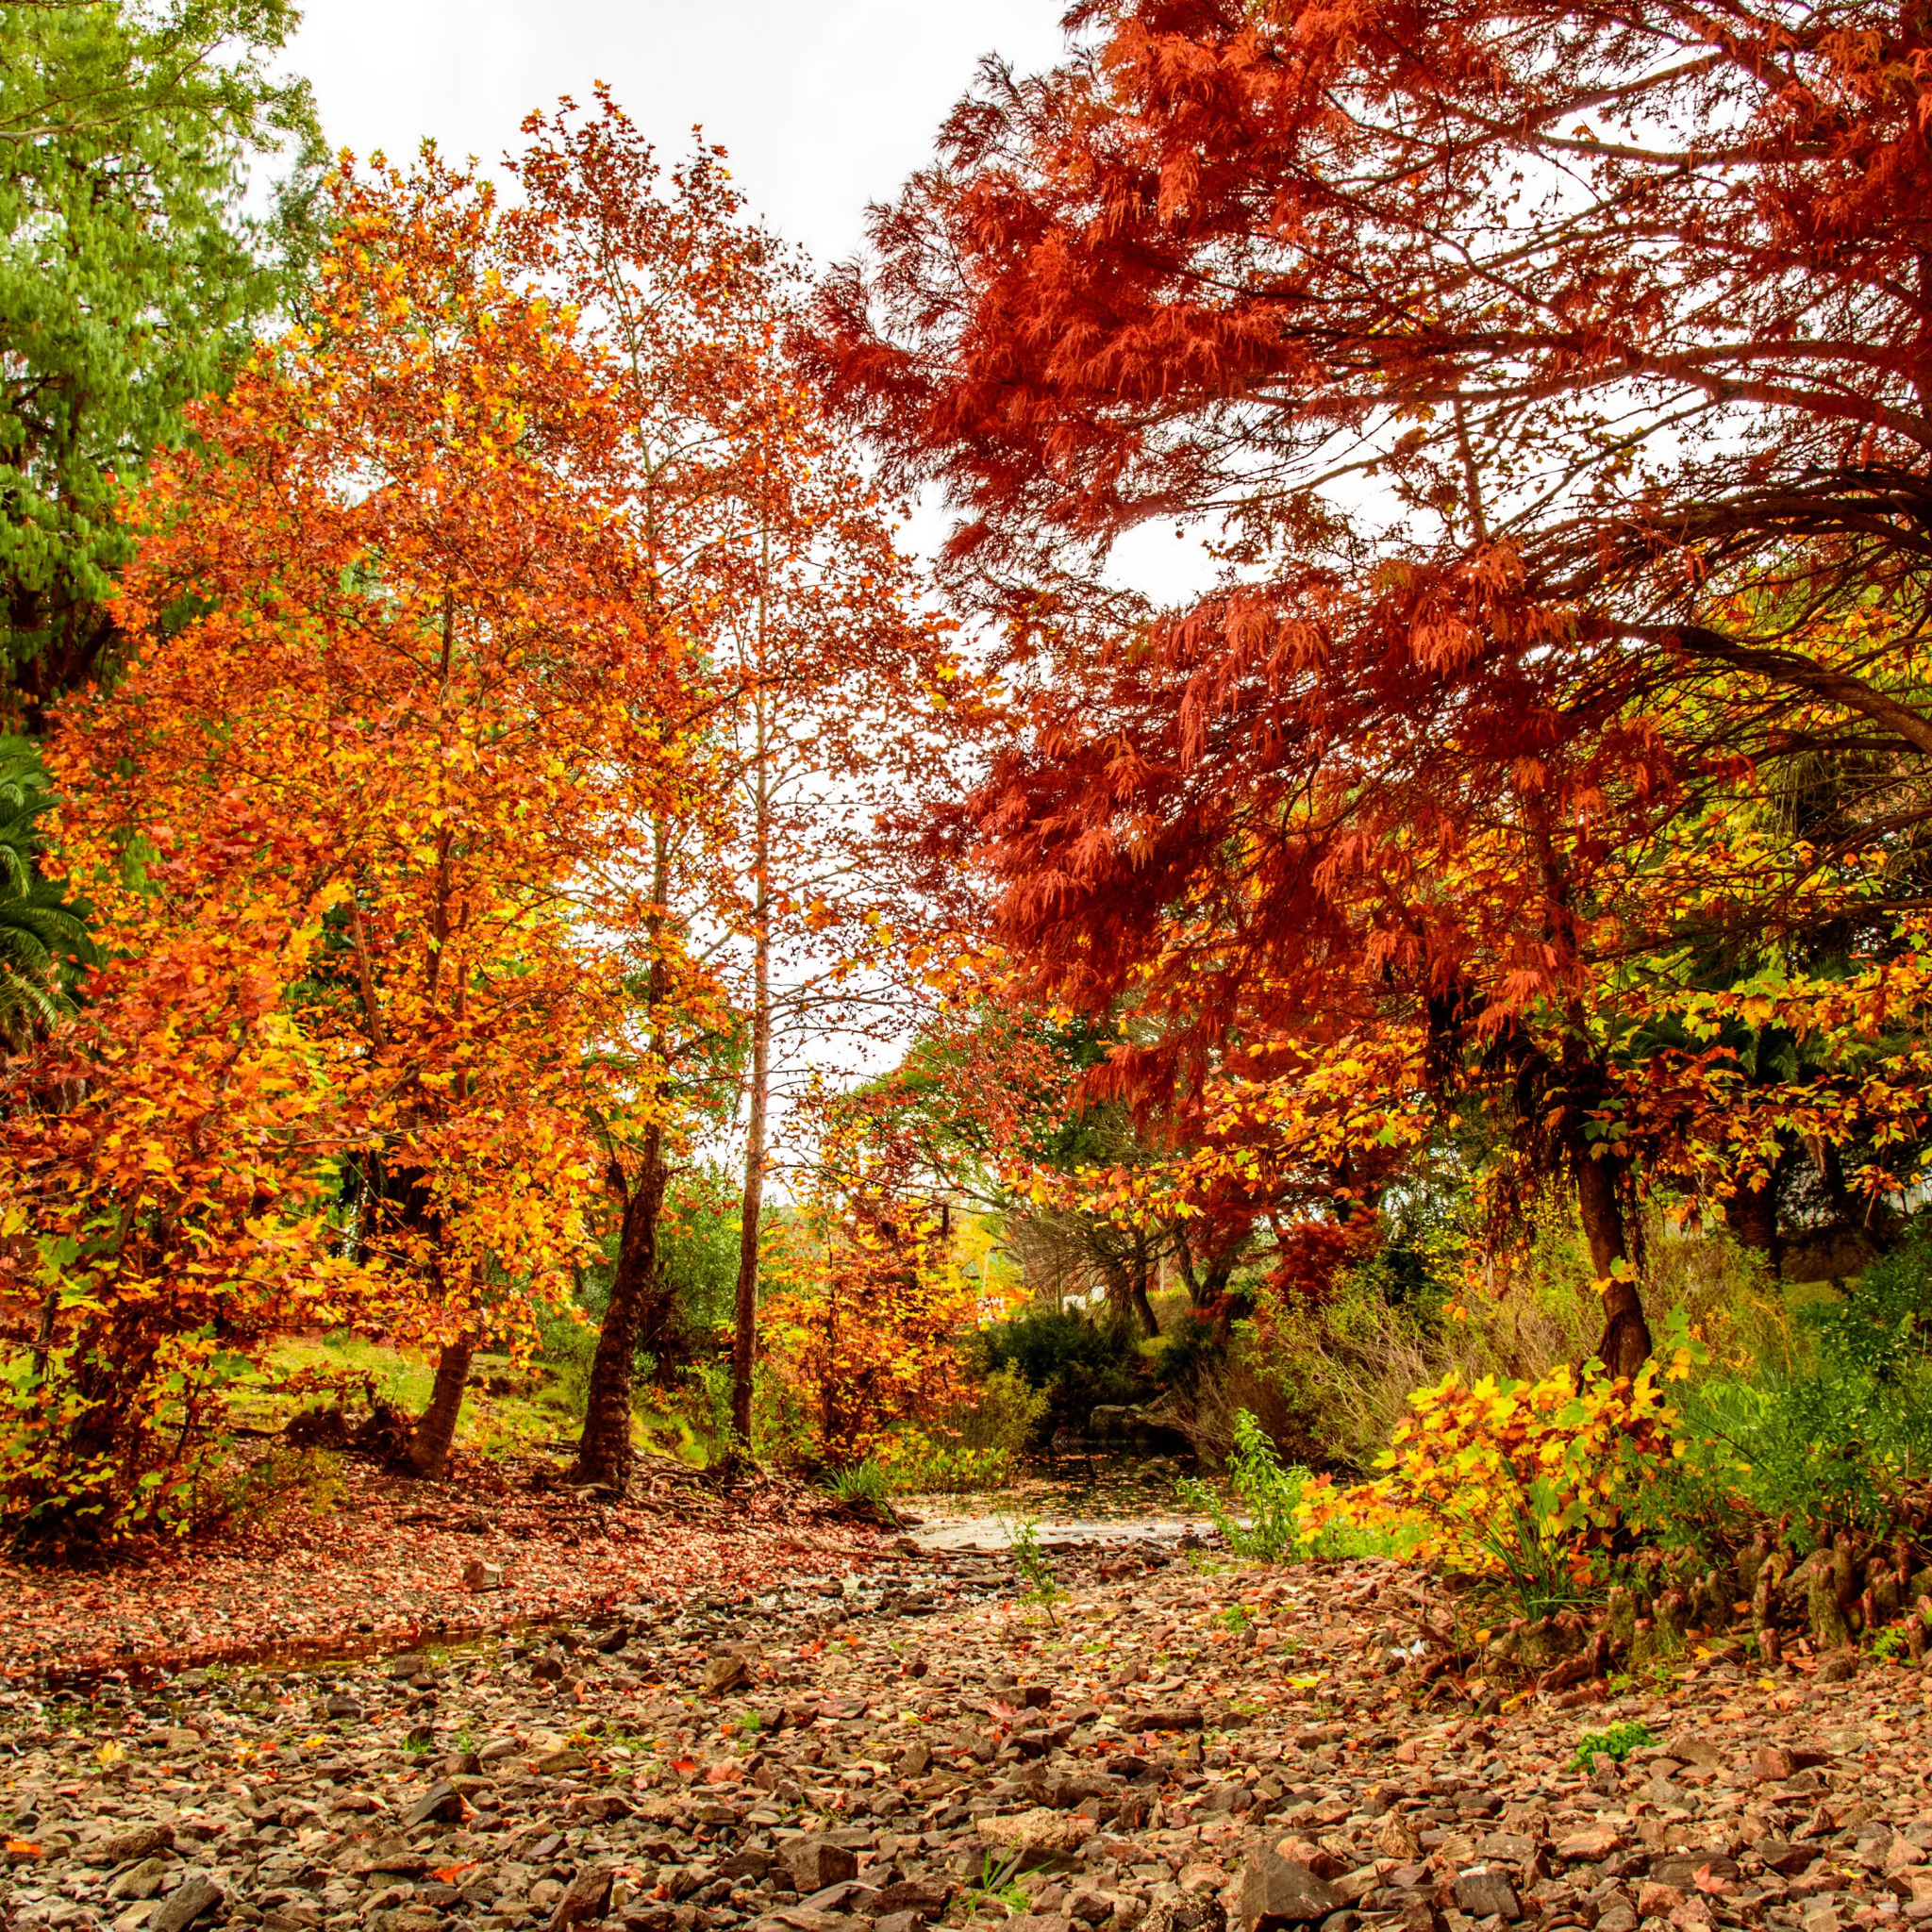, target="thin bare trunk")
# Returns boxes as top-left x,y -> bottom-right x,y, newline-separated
575,1128 -> 667,1489
1576,1148 -> 1650,1379
574,820 -> 672,1489
730,682 -> 771,1446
